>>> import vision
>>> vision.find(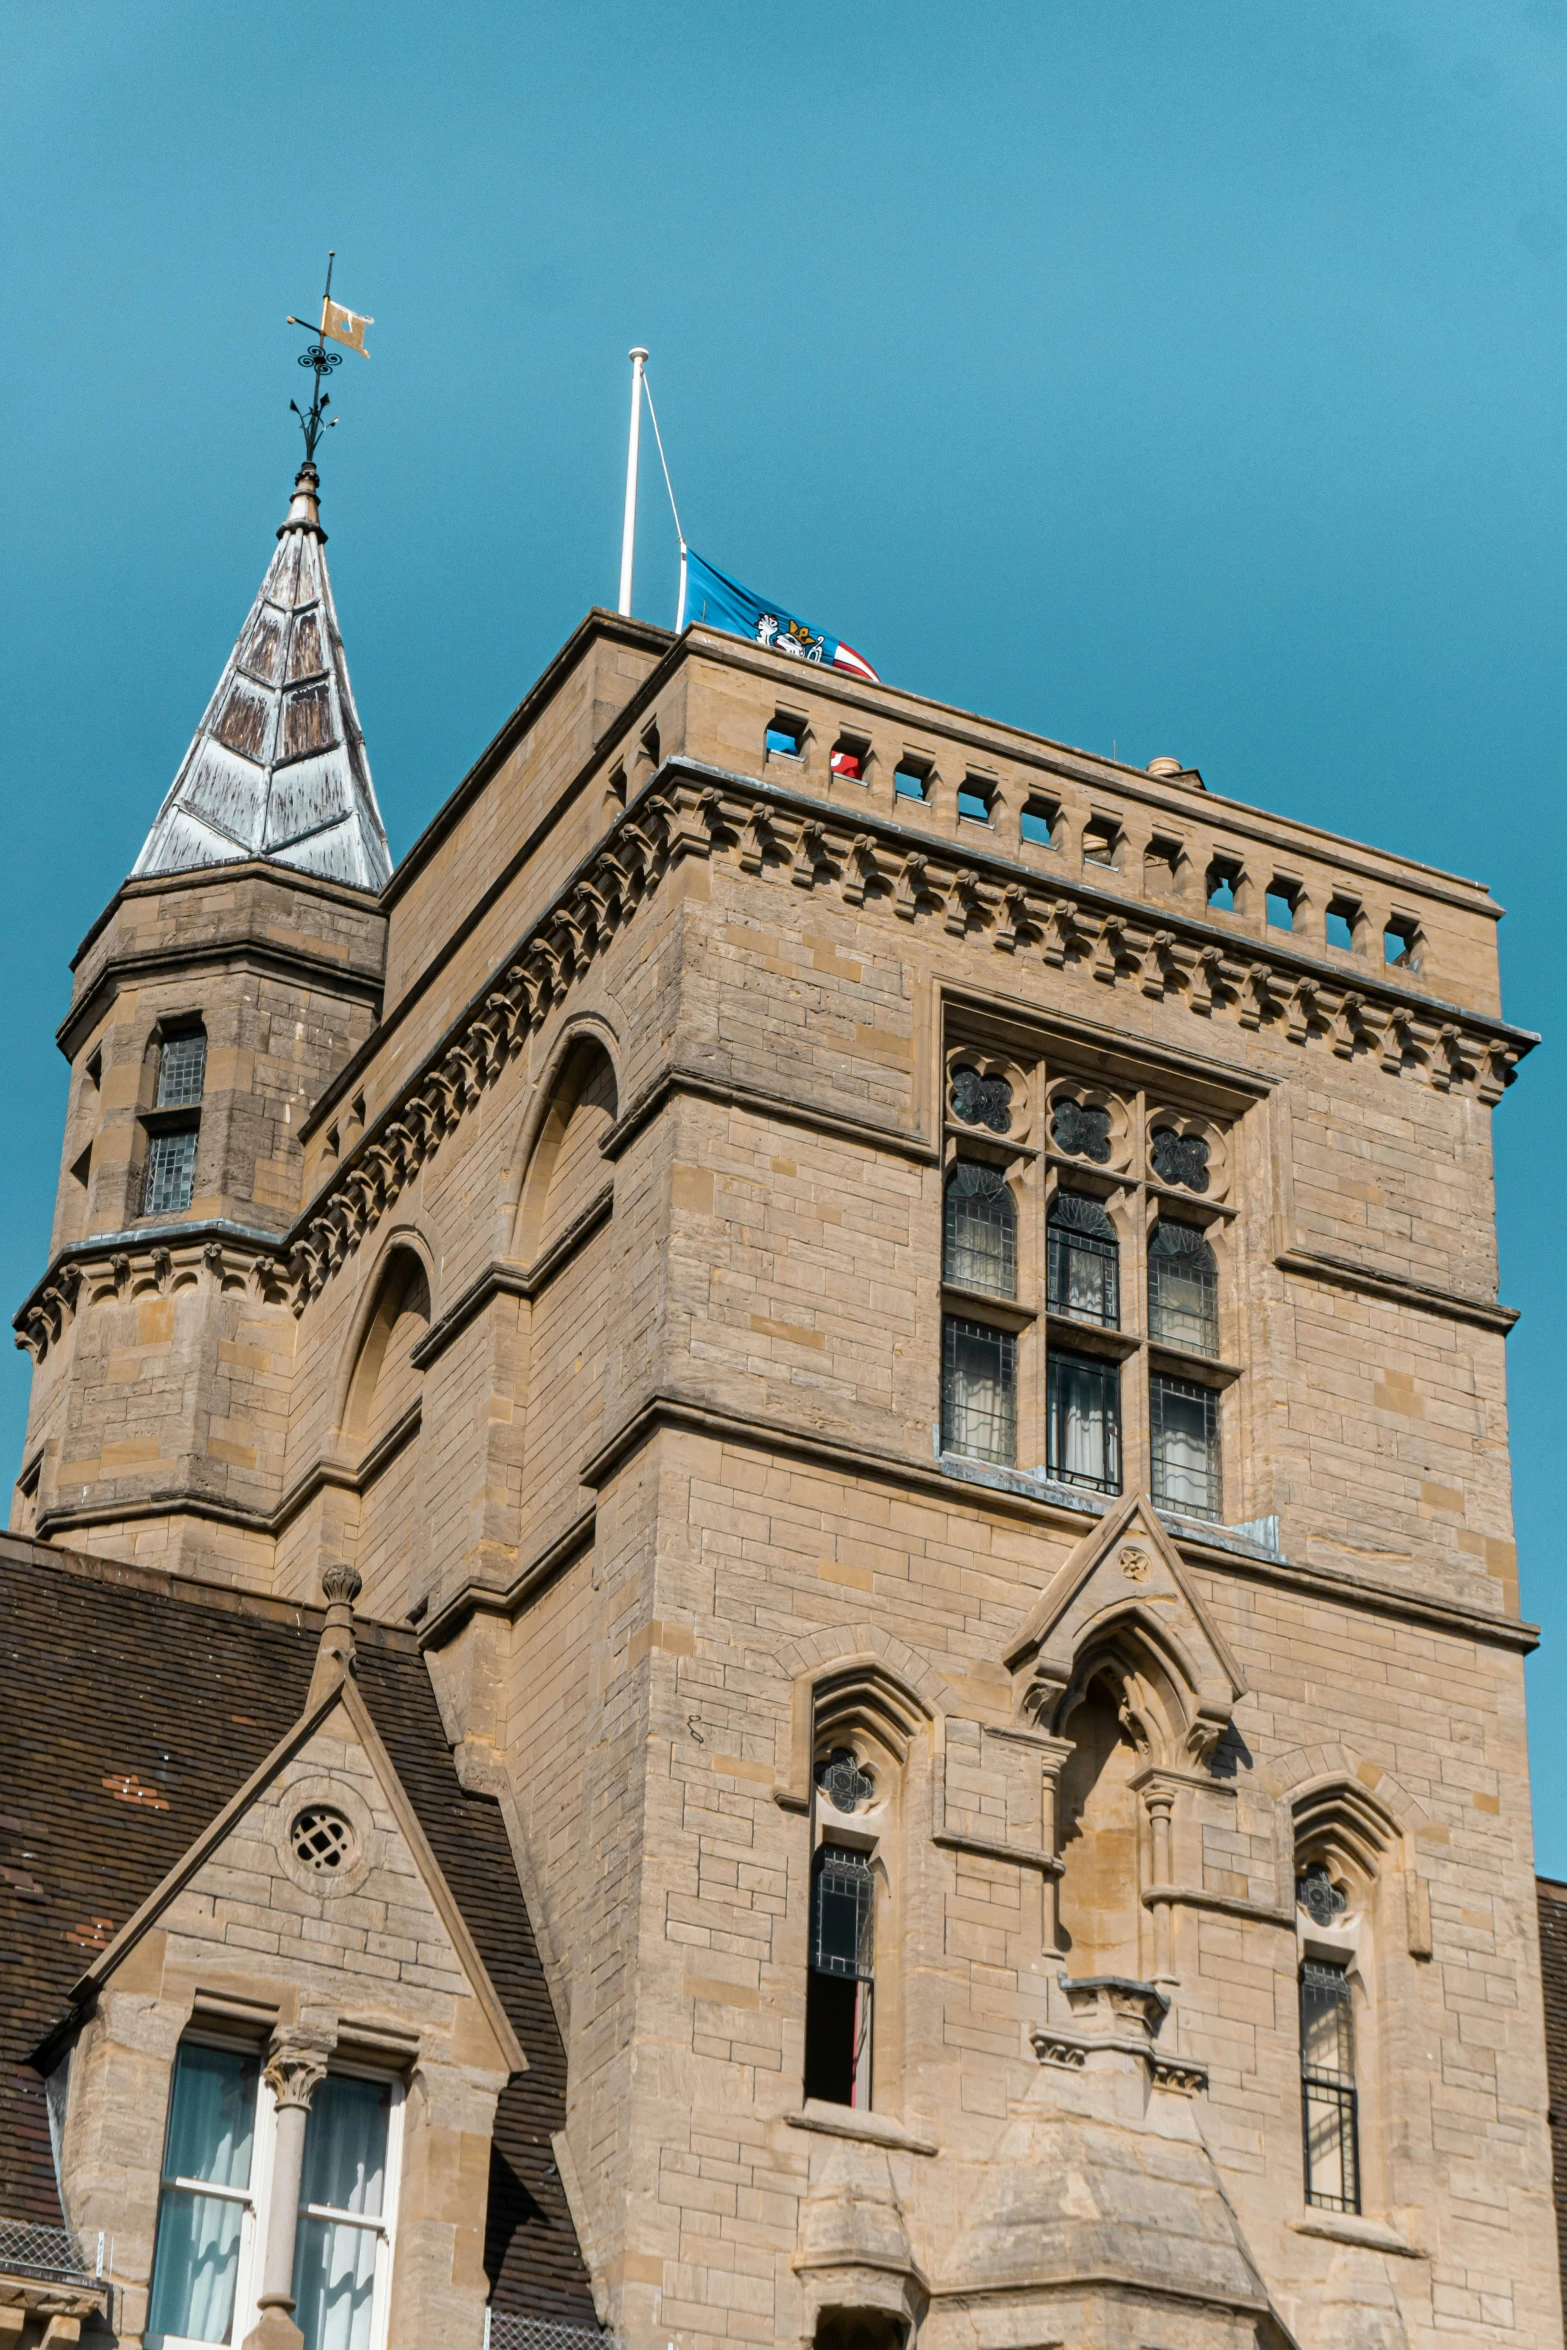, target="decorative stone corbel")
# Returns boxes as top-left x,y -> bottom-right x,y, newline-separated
792,820 -> 834,890
841,832 -> 880,907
